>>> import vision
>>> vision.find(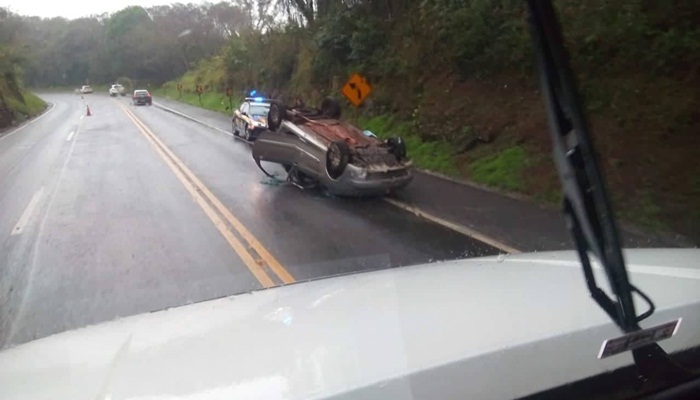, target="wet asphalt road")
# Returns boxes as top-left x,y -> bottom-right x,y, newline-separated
0,93 -> 497,348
